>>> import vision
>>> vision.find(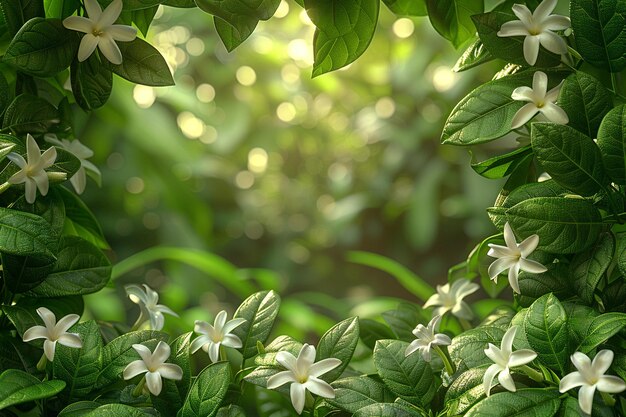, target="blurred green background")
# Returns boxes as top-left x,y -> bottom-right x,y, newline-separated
78,1 -> 505,339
